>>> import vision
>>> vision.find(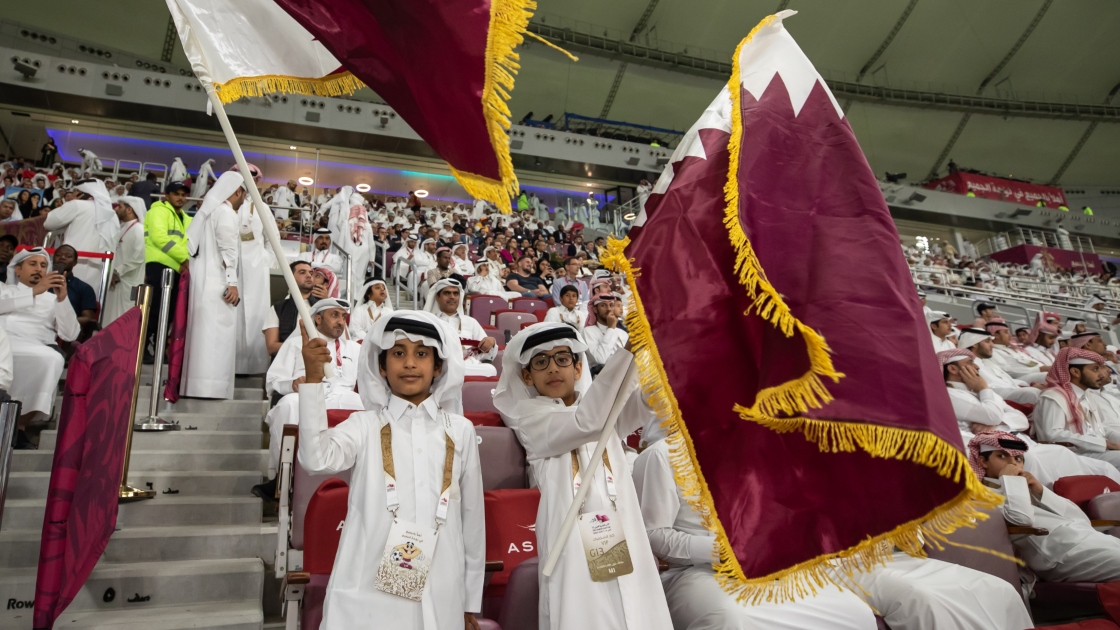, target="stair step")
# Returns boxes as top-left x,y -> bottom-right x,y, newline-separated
6,470 -> 265,500
0,524 -> 276,568
38,430 -> 263,451
13,449 -> 267,472
135,367 -> 264,389
2,496 -> 262,530
3,600 -> 264,630
137,385 -> 264,401
154,399 -> 268,417
0,559 -> 264,618
155,413 -> 267,432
